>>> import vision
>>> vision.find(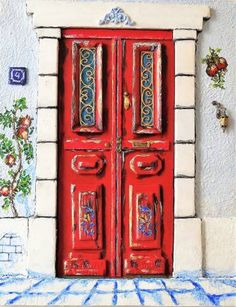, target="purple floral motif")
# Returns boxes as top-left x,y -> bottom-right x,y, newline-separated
80,199 -> 96,237
138,198 -> 153,237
